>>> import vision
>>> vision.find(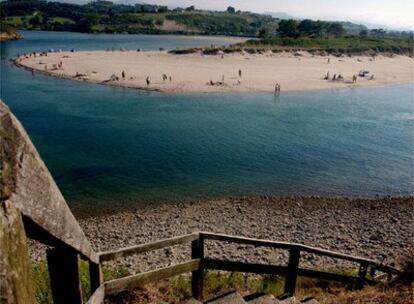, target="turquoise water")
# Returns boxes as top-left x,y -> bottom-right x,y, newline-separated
1,31 -> 413,213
